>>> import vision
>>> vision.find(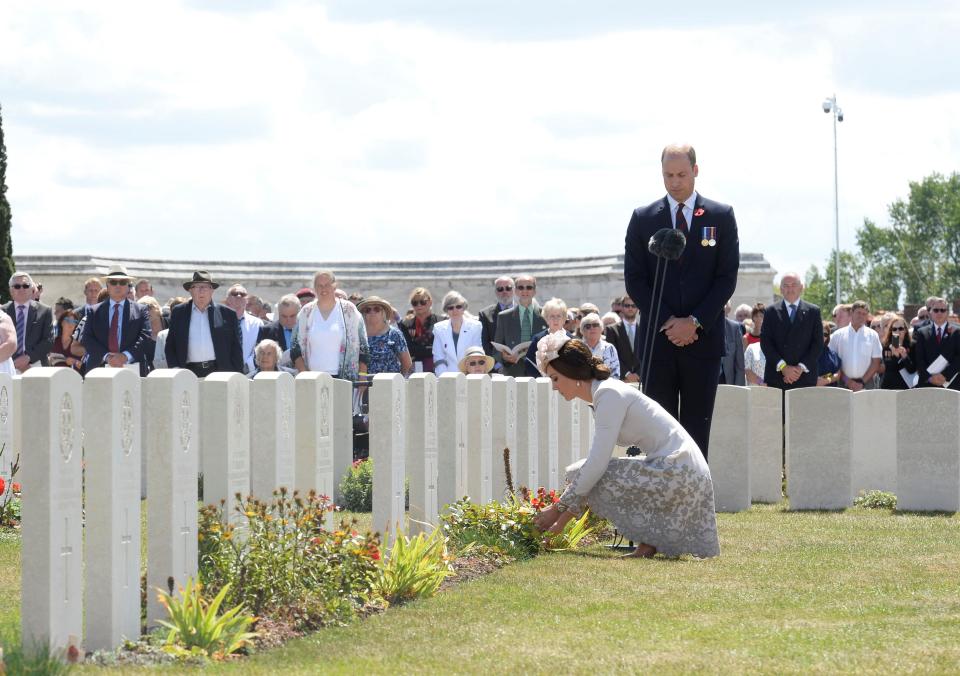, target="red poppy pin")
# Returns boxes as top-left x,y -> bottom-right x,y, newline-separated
694,208 -> 705,217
